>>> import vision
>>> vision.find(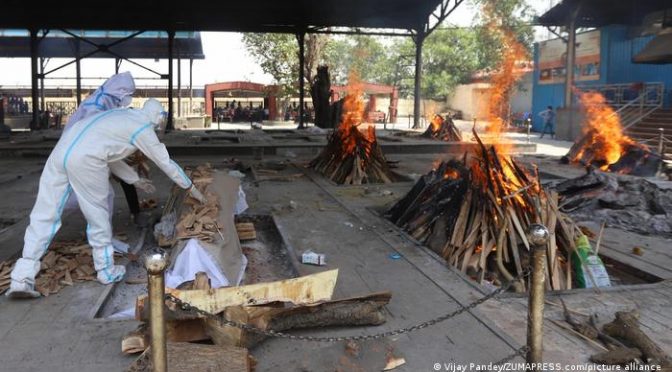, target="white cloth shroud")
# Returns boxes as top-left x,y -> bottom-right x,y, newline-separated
165,238 -> 247,289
